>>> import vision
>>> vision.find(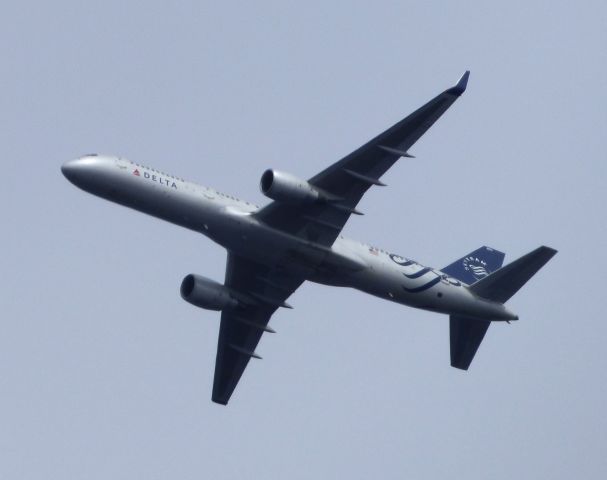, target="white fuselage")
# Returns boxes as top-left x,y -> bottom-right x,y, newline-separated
62,155 -> 517,321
